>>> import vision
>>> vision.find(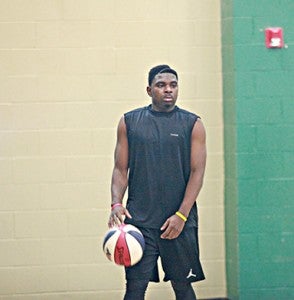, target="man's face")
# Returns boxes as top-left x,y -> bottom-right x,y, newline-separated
147,73 -> 178,112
